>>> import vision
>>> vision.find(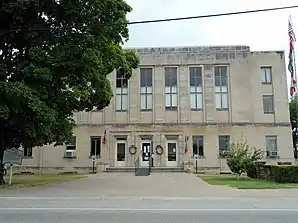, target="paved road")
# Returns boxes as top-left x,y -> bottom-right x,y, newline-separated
1,173 -> 298,222
0,197 -> 298,222
1,210 -> 297,223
